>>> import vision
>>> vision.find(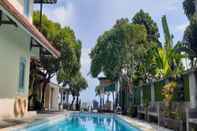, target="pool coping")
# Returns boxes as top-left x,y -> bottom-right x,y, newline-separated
117,115 -> 155,131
